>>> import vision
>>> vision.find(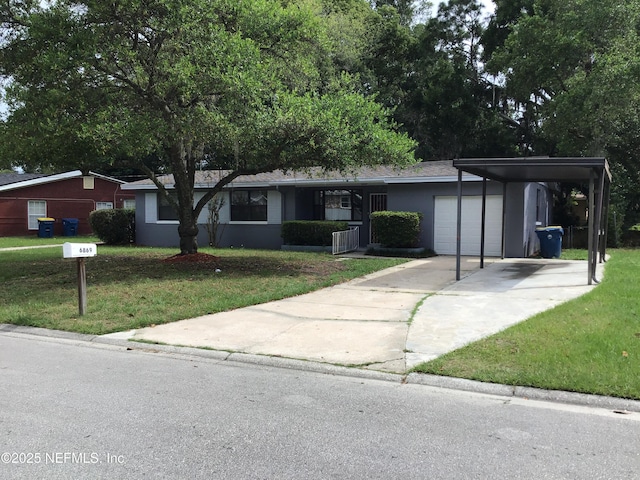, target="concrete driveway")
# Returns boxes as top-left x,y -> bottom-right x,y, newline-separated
105,256 -> 598,373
